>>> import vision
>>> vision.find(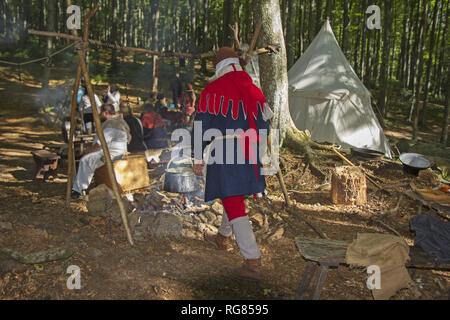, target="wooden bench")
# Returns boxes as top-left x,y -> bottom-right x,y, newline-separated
31,150 -> 60,182
294,237 -> 450,300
